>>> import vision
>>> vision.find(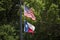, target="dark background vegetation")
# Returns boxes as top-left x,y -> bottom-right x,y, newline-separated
0,0 -> 60,40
